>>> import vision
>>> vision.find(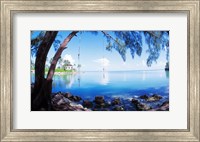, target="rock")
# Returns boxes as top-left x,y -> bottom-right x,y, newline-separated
157,101 -> 169,111
112,105 -> 124,111
93,108 -> 99,111
146,94 -> 162,102
139,95 -> 149,100
152,94 -> 162,99
104,101 -> 112,108
70,103 -> 83,109
131,98 -> 139,104
102,108 -> 111,111
57,99 -> 67,105
111,98 -> 121,105
64,92 -> 72,98
83,100 -> 93,108
106,101 -> 112,106
51,92 -> 87,111
54,93 -> 63,100
139,94 -> 162,102
63,97 -> 72,103
95,103 -> 106,108
94,96 -> 105,105
51,93 -> 64,104
161,101 -> 169,107
131,98 -> 151,111
136,103 -> 151,111
69,95 -> 82,102
57,91 -> 62,95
